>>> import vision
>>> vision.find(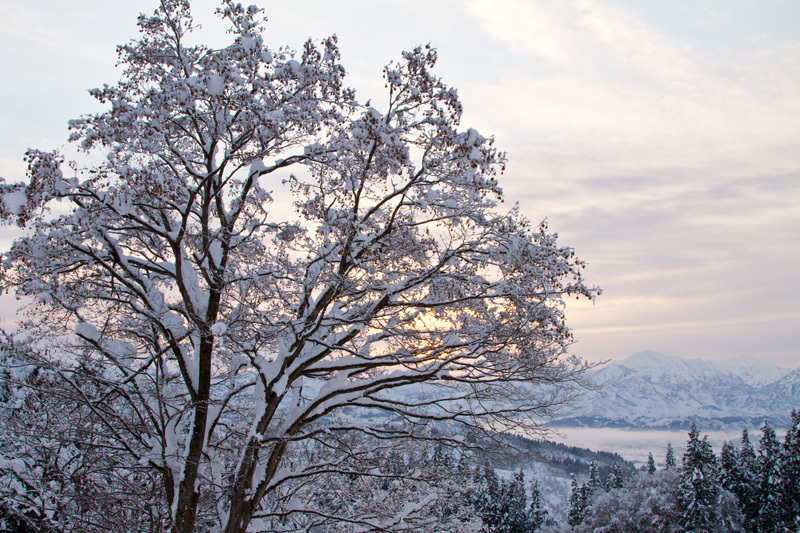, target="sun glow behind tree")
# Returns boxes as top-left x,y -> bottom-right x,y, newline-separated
0,2 -> 597,532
